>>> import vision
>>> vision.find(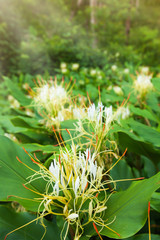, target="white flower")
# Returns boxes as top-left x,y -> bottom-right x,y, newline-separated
22,83 -> 29,90
87,103 -> 96,120
34,82 -> 68,115
73,107 -> 86,120
113,86 -> 123,96
61,68 -> 68,74
116,106 -> 130,120
8,95 -> 14,102
25,109 -> 34,117
37,84 -> 49,105
115,52 -> 120,57
124,68 -> 129,74
97,102 -> 104,123
107,85 -> 113,91
72,176 -> 80,195
8,95 -> 20,109
111,65 -> 117,71
67,213 -> 79,220
141,66 -> 149,75
90,69 -> 97,76
60,62 -> 67,69
134,74 -> 153,96
4,133 -> 18,142
49,159 -> 60,195
104,105 -> 113,126
72,63 -> 79,71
